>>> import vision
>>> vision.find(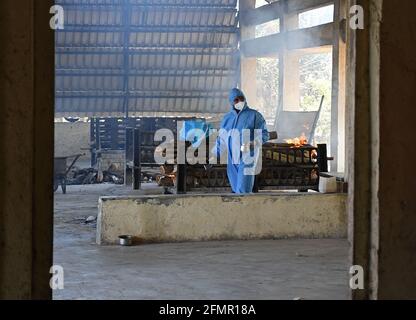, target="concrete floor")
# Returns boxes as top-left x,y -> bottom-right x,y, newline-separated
53,184 -> 350,300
